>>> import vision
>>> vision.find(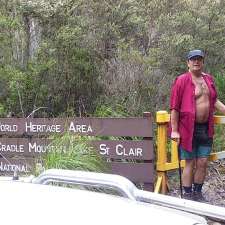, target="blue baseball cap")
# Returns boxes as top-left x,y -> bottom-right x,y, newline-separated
187,50 -> 204,60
